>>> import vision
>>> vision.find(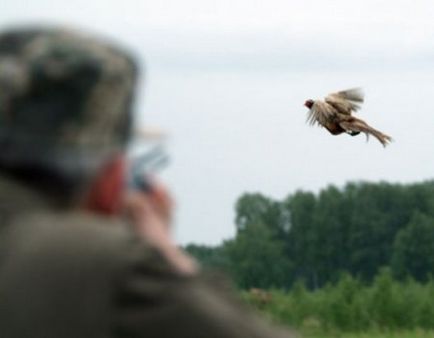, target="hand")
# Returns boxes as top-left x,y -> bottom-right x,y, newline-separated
124,177 -> 198,275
